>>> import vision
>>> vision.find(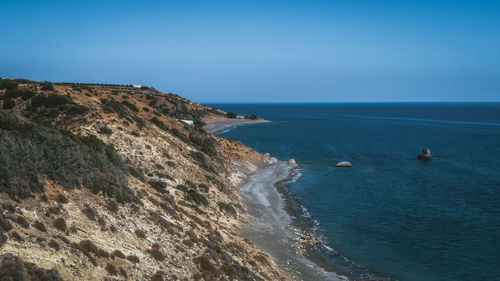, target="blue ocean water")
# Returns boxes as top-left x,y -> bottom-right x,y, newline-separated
210,103 -> 500,281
